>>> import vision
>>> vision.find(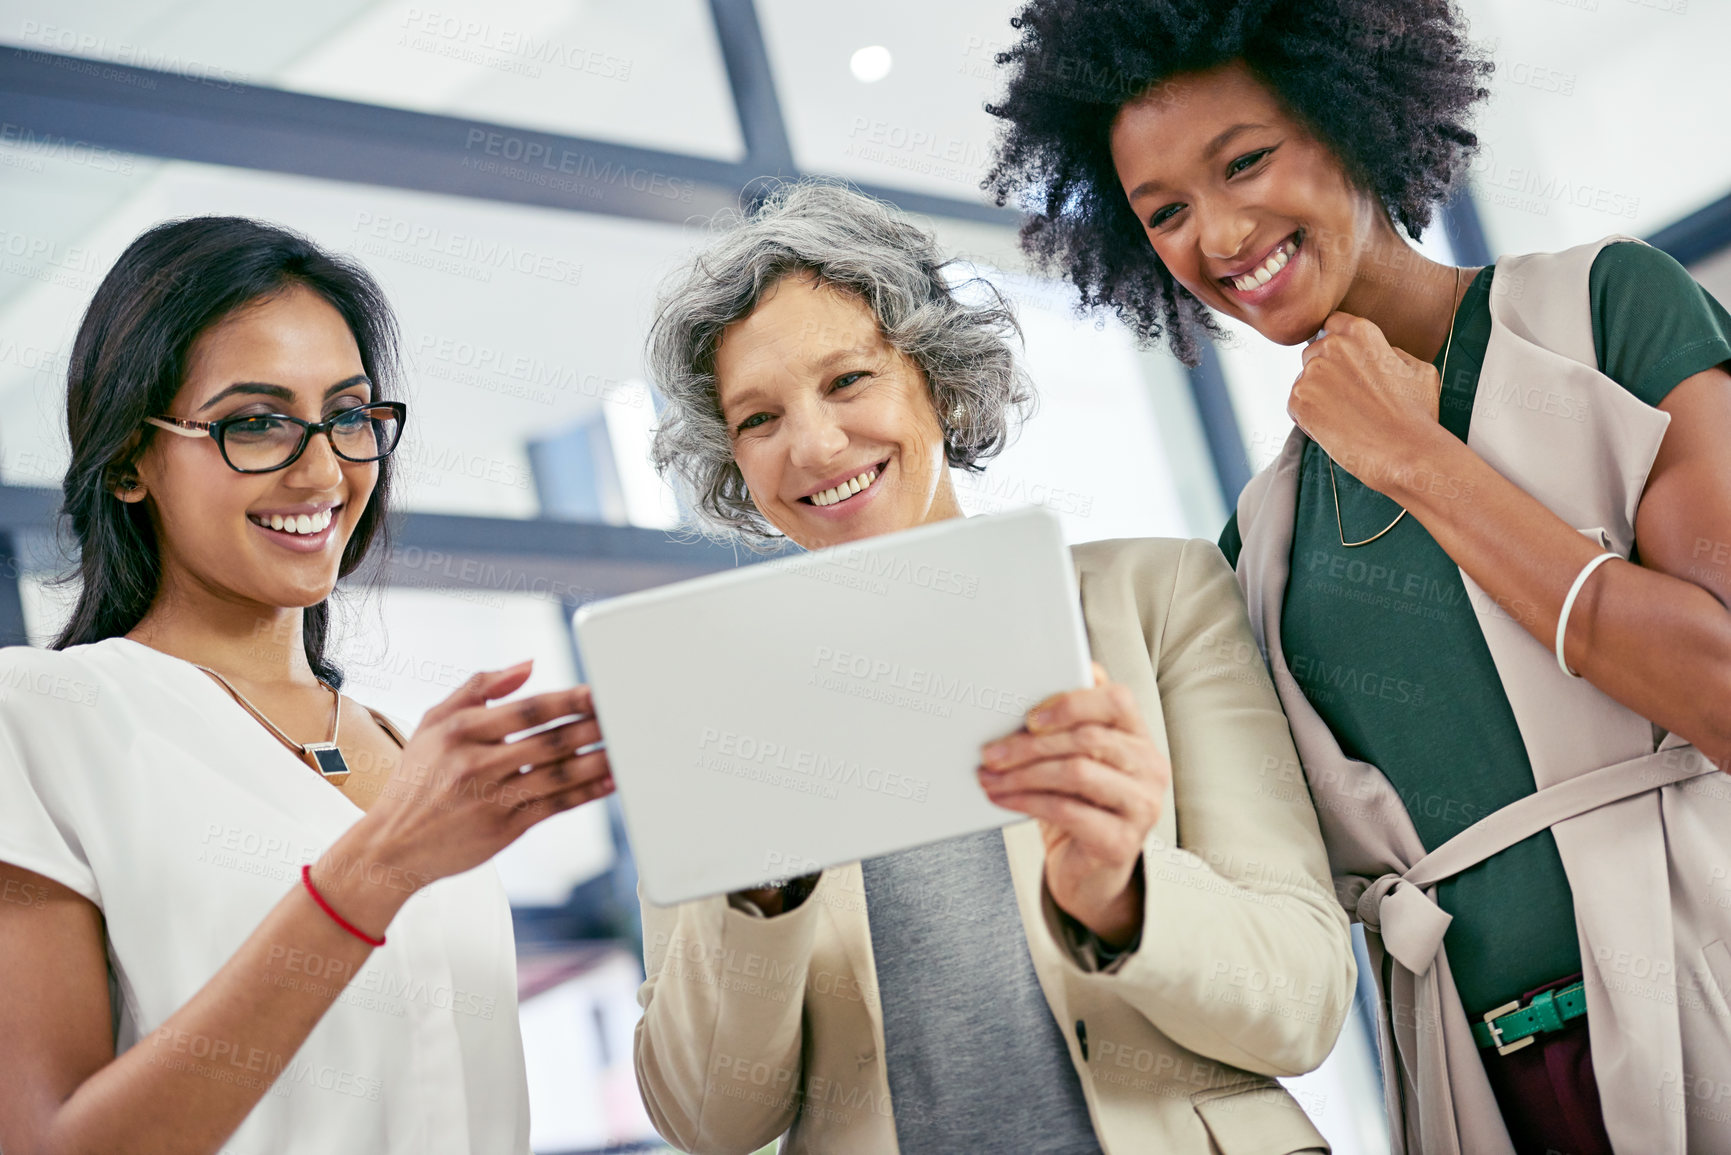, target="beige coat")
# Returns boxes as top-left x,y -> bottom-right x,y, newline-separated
633,536 -> 1354,1154
1233,235 -> 1731,1154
